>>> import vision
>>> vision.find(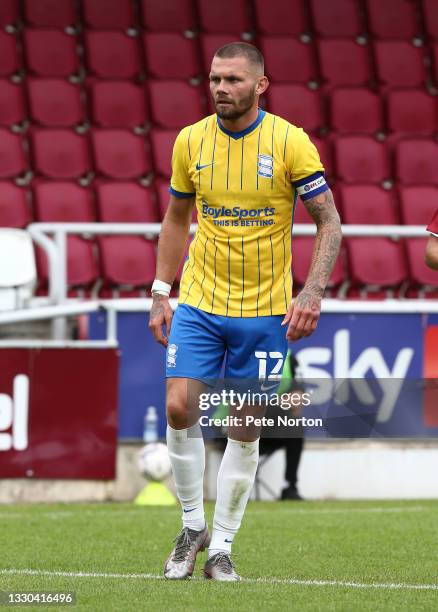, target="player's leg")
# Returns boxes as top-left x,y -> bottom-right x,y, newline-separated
205,315 -> 287,580
163,305 -> 226,579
